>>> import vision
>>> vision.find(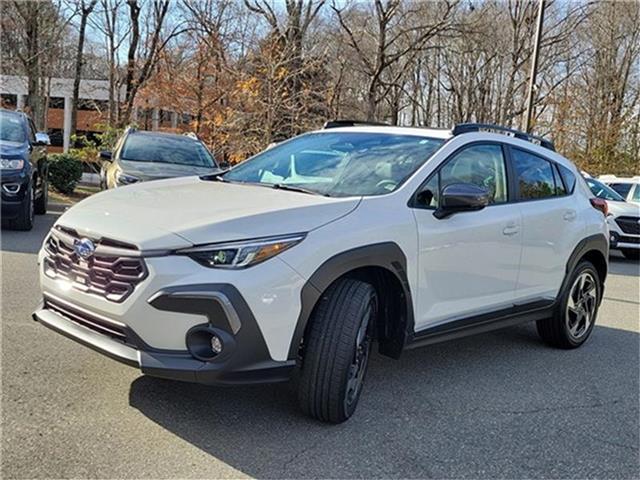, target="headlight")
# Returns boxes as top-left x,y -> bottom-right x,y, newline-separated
180,233 -> 306,269
116,172 -> 140,185
0,159 -> 24,170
